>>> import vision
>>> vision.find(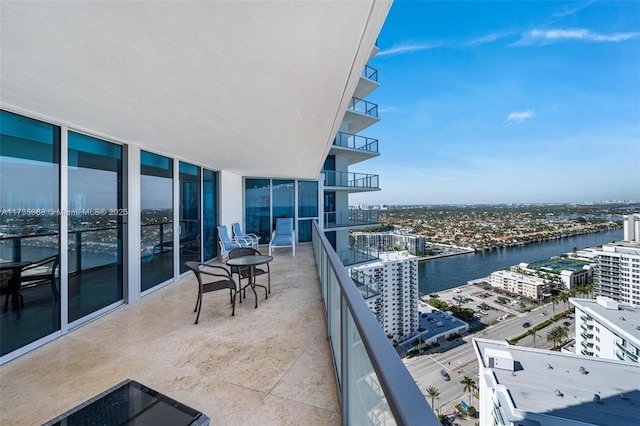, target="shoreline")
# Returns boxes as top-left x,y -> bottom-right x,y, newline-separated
416,226 -> 621,262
